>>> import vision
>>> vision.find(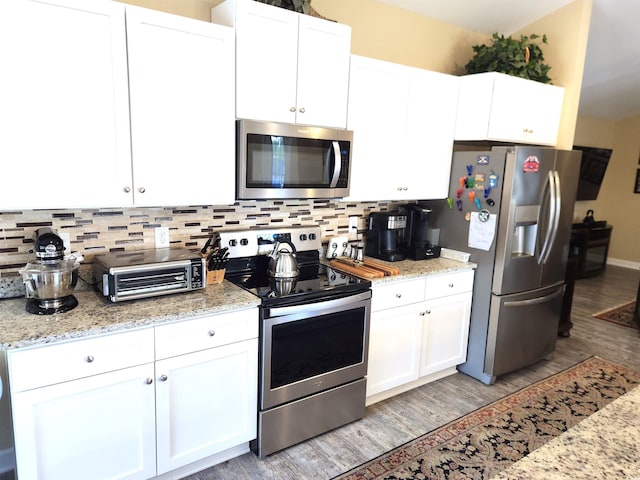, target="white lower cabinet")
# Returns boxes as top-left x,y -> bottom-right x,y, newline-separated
12,363 -> 157,480
8,308 -> 259,480
367,270 -> 474,405
155,338 -> 258,475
